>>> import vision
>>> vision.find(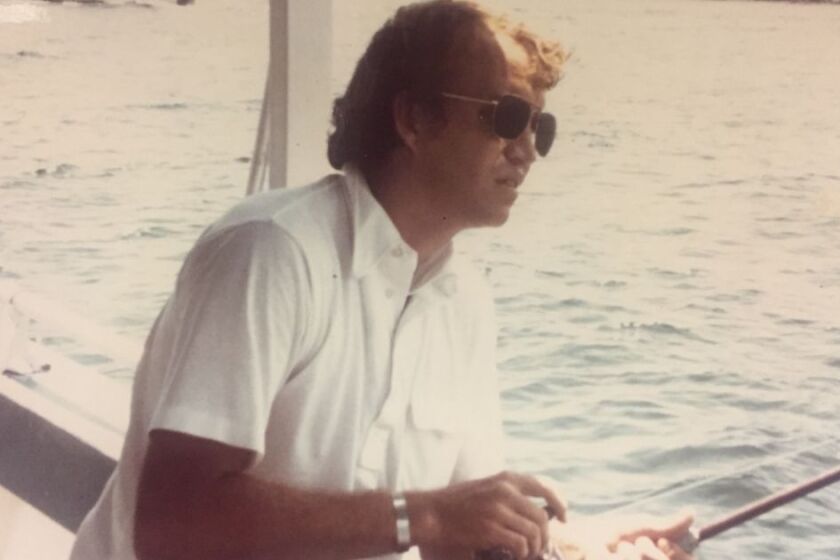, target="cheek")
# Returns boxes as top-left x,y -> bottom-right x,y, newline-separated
475,143 -> 509,179
426,127 -> 506,185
